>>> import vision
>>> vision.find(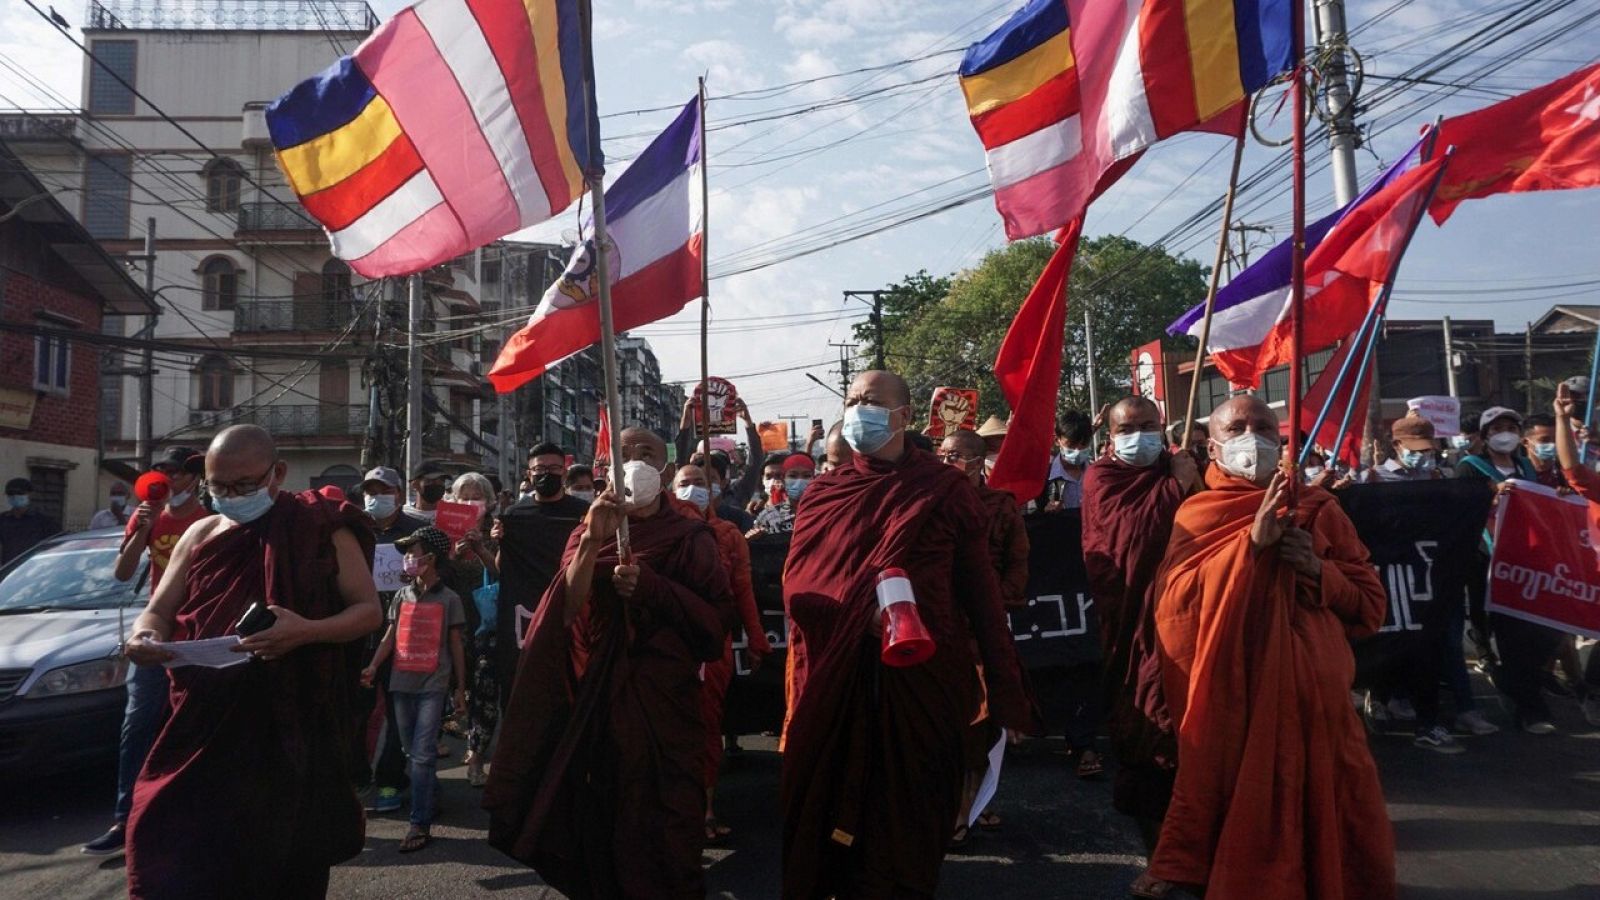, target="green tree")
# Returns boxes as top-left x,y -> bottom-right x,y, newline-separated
850,270 -> 953,367
882,234 -> 1206,424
